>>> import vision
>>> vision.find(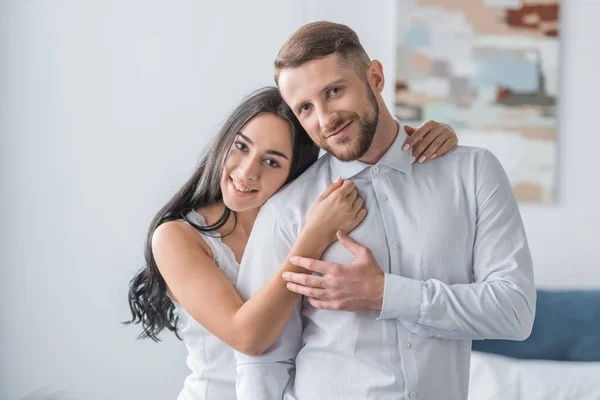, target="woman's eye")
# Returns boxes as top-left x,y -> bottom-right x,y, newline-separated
234,141 -> 247,151
264,159 -> 280,168
300,104 -> 312,113
328,87 -> 341,96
